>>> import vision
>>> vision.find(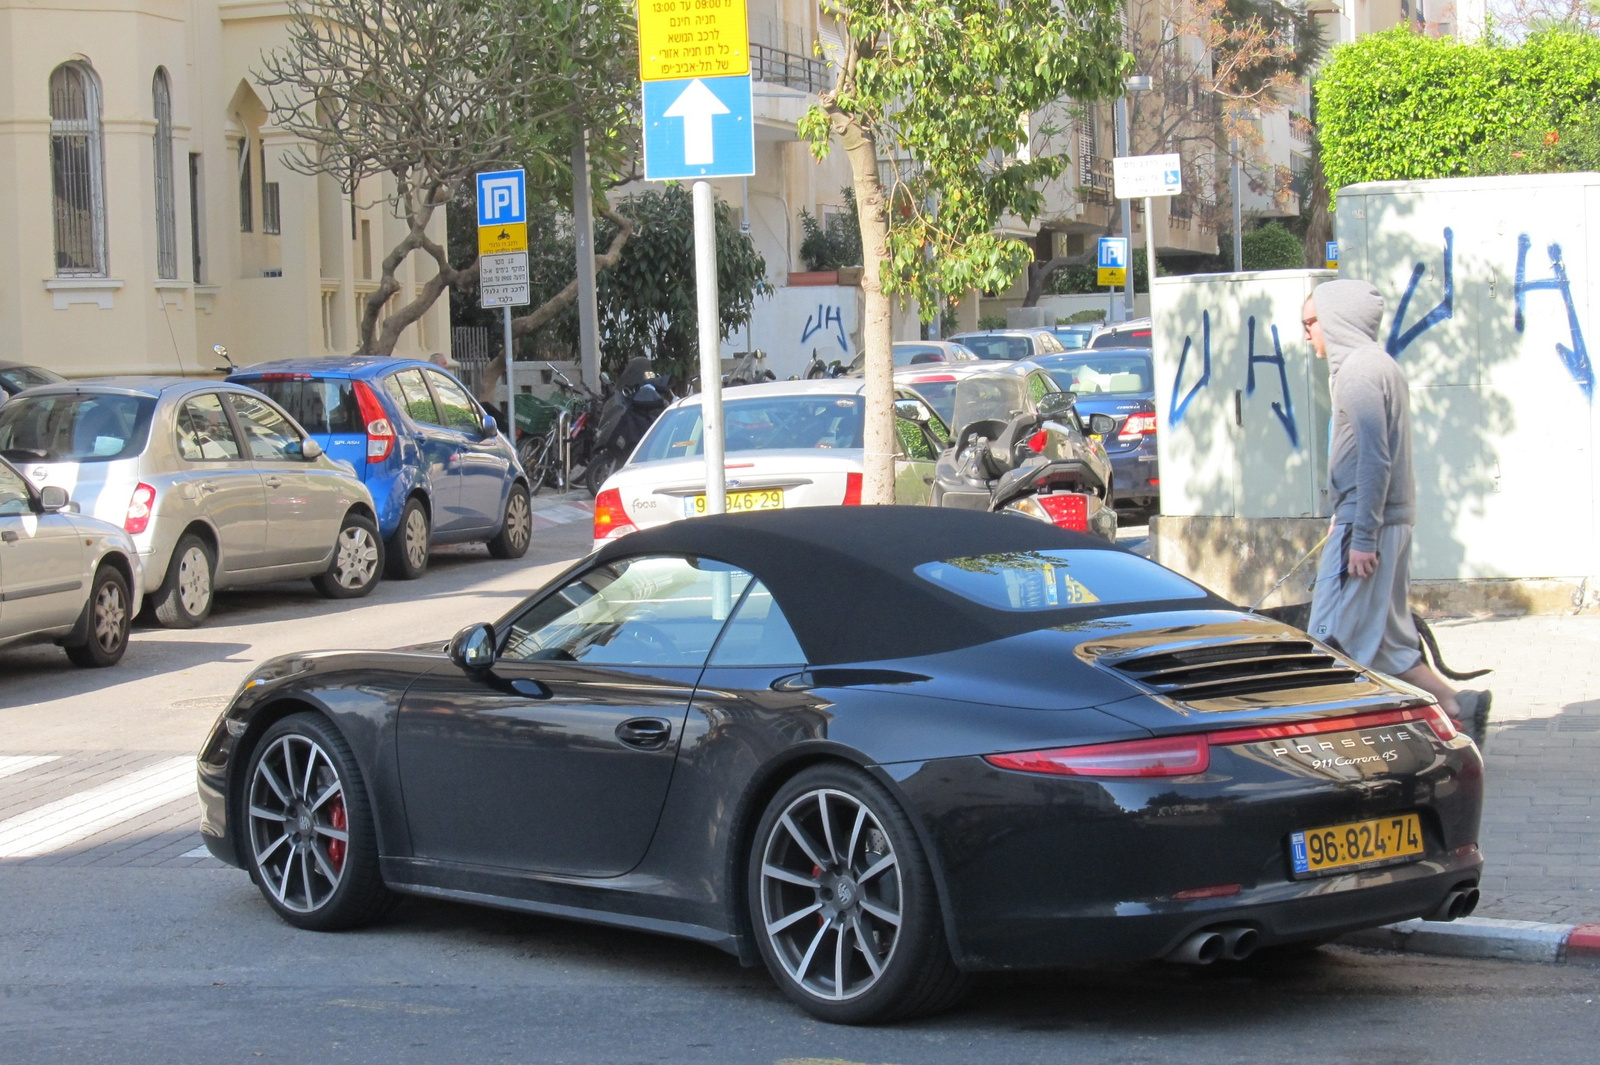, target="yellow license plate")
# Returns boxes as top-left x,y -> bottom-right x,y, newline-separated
1290,813 -> 1424,877
685,488 -> 785,516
